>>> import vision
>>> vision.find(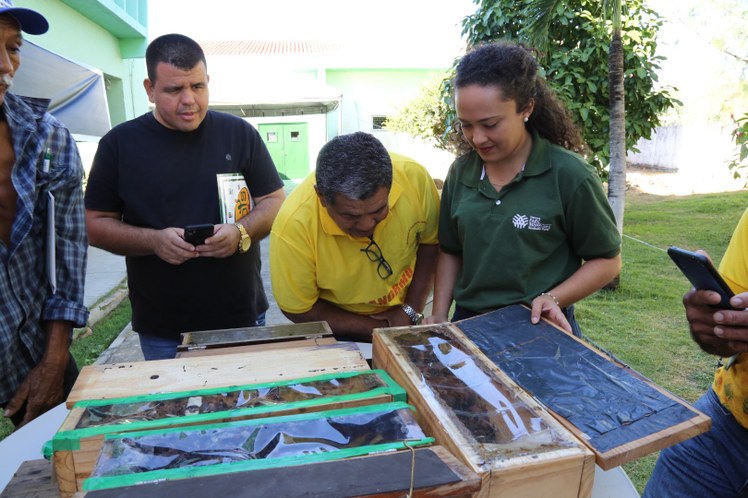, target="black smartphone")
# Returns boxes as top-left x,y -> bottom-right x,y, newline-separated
184,224 -> 214,246
667,246 -> 737,309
